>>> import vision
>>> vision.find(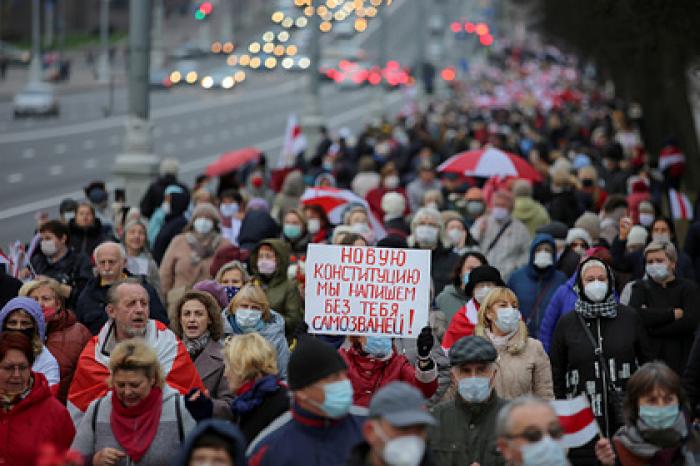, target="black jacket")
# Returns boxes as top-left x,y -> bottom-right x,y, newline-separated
238,210 -> 280,251
385,217 -> 411,236
75,270 -> 169,334
428,244 -> 461,296
233,385 -> 290,444
152,190 -> 191,264
546,189 -> 582,228
628,277 -> 699,375
556,247 -> 581,278
682,333 -> 700,417
31,249 -> 94,308
345,441 -> 435,466
68,218 -> 111,257
611,237 -> 696,282
140,174 -> 190,219
0,269 -> 21,309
